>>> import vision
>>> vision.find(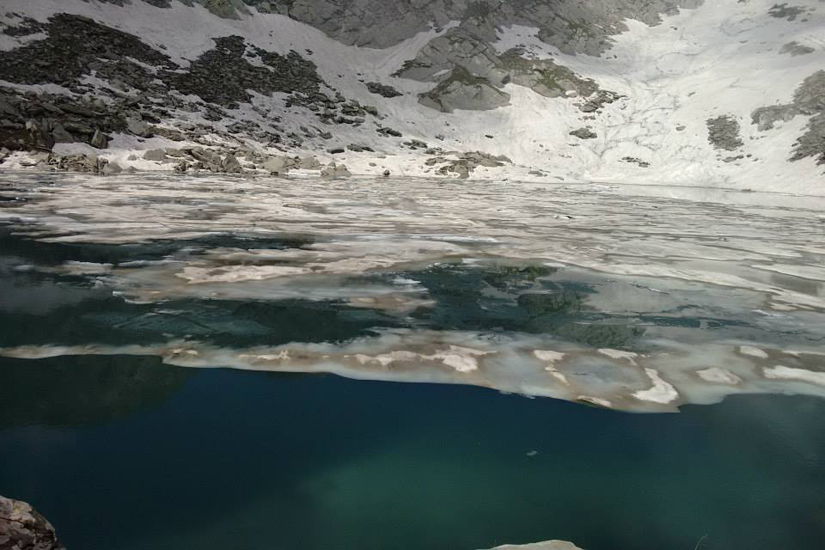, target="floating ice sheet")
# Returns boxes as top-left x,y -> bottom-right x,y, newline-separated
0,173 -> 823,412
